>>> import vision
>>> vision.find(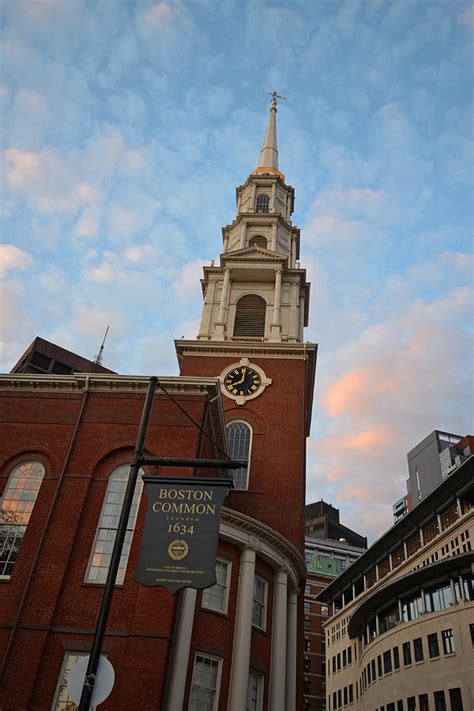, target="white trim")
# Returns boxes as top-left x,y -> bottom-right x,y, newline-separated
226,420 -> 253,490
252,574 -> 268,631
201,557 -> 232,614
189,652 -> 223,711
219,359 -> 271,405
51,650 -> 89,710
